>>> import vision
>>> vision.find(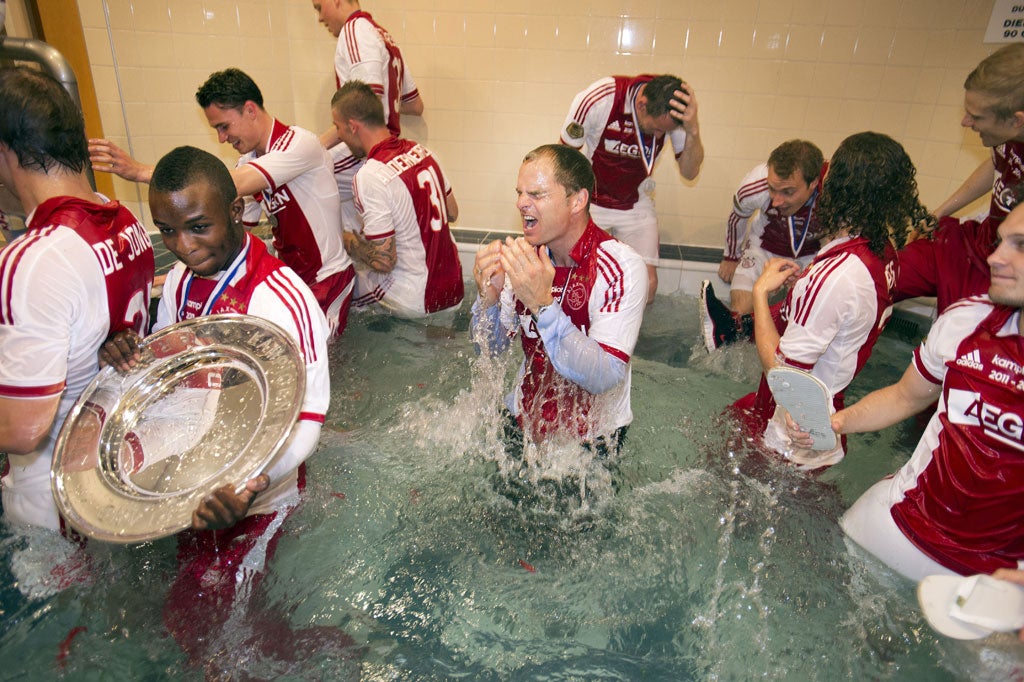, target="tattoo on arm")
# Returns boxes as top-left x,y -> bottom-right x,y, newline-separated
345,232 -> 397,272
